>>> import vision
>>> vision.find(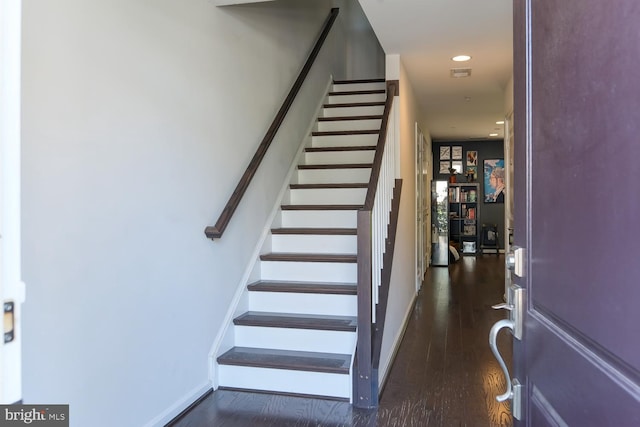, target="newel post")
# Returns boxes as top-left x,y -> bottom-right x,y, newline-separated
354,209 -> 376,408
